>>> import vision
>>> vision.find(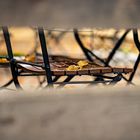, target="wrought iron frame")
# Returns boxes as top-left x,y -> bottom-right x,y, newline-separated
0,27 -> 139,90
